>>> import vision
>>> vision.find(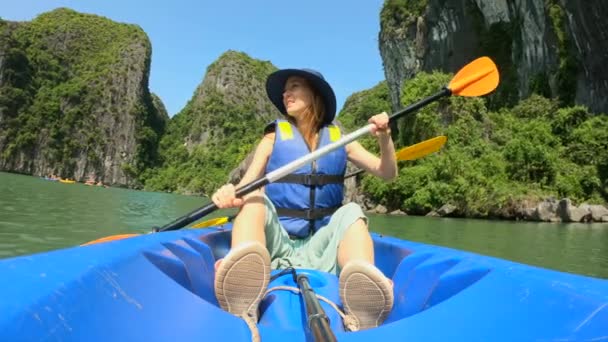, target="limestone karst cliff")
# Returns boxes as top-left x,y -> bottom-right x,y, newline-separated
145,50 -> 281,195
0,8 -> 166,186
379,0 -> 608,114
